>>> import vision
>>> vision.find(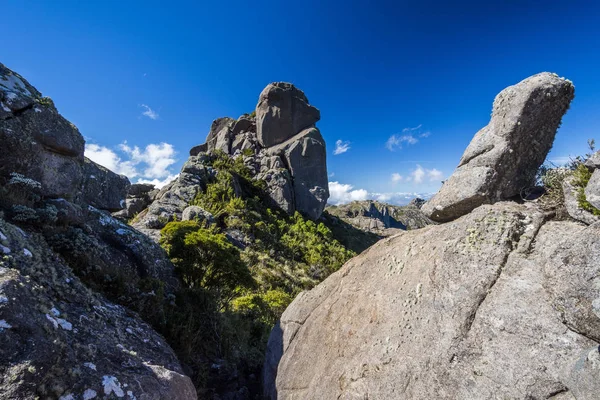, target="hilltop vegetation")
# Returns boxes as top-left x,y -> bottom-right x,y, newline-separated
154,151 -> 355,395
